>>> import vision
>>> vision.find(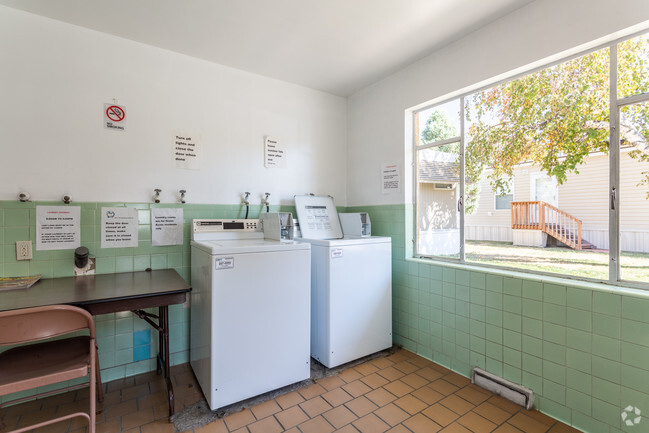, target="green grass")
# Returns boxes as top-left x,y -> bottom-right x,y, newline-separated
464,241 -> 649,283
